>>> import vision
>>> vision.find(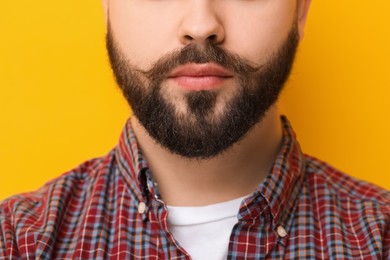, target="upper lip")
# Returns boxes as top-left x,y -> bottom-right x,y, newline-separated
168,63 -> 234,78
